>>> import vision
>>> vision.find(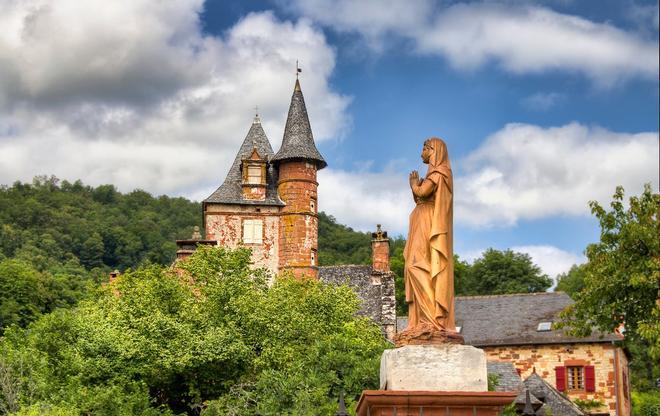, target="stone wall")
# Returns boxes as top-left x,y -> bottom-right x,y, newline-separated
319,265 -> 396,341
277,161 -> 318,278
204,203 -> 280,280
483,343 -> 627,415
